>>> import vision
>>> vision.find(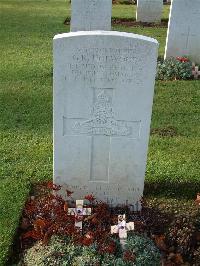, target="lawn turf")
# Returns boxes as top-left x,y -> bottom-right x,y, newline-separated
0,1 -> 199,265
